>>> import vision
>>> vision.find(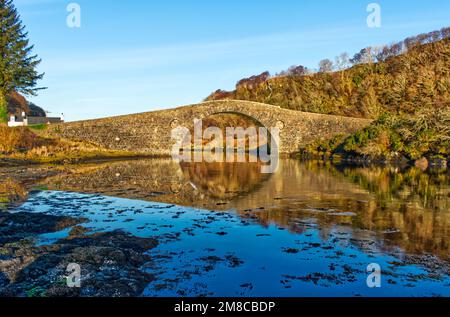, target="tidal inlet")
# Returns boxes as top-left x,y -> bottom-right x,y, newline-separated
1,159 -> 449,297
